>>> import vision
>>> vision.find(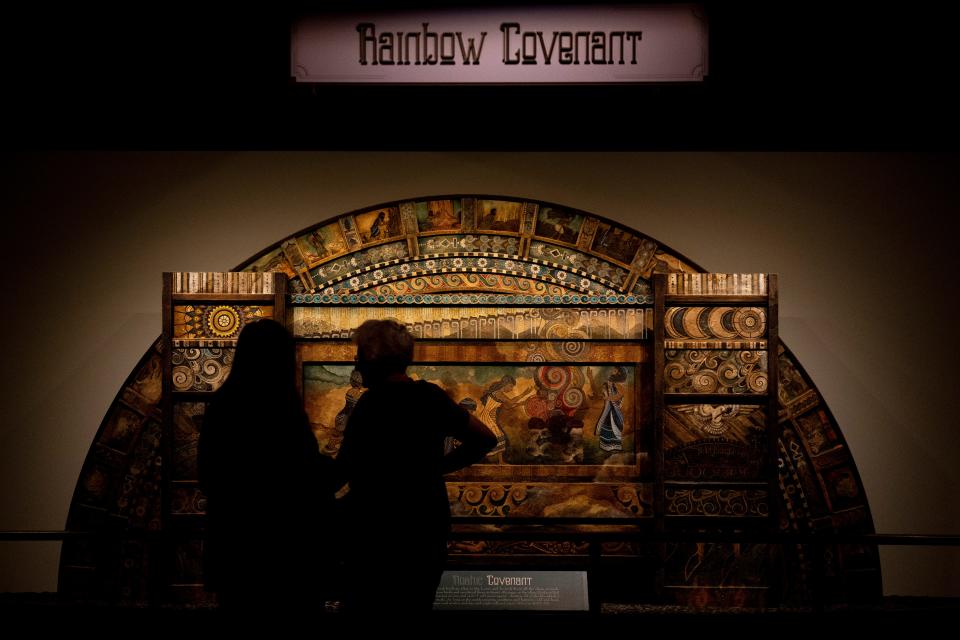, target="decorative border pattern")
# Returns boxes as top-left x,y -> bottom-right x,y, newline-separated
292,306 -> 647,340
665,488 -> 769,517
448,483 -> 653,518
